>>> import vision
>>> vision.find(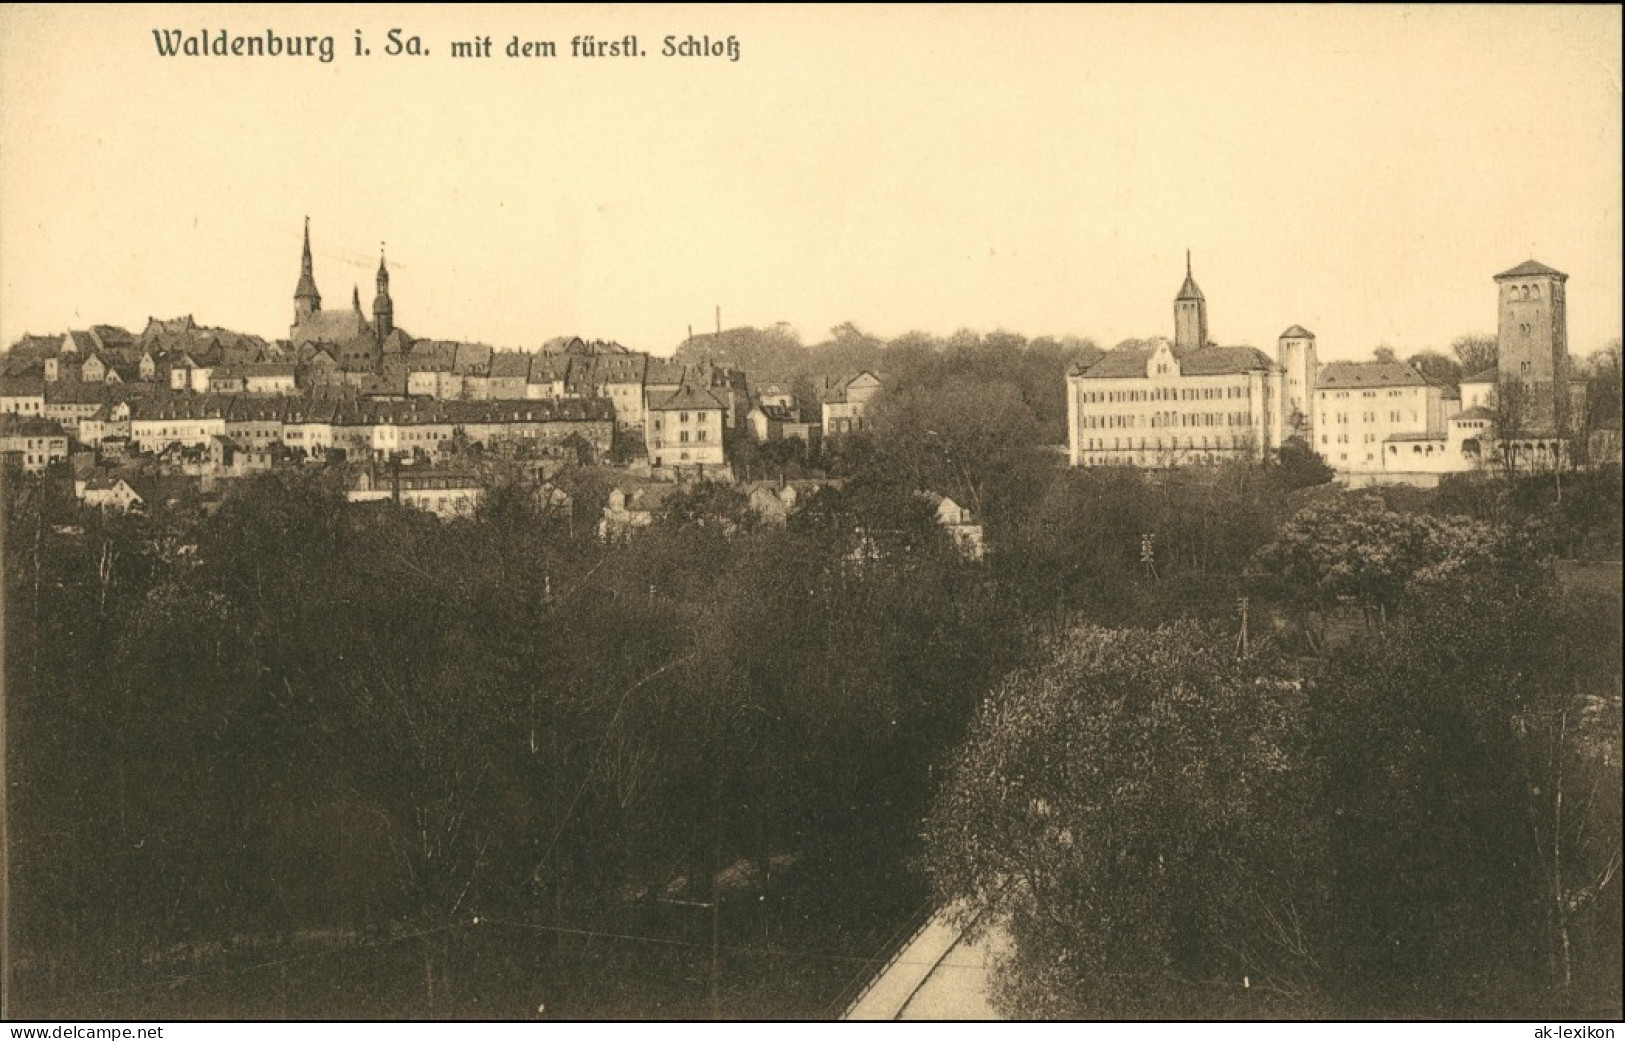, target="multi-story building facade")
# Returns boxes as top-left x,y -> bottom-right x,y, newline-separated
1312,361 -> 1446,476
1068,257 -> 1287,467
645,383 -> 727,472
0,415 -> 69,471
822,371 -> 884,437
